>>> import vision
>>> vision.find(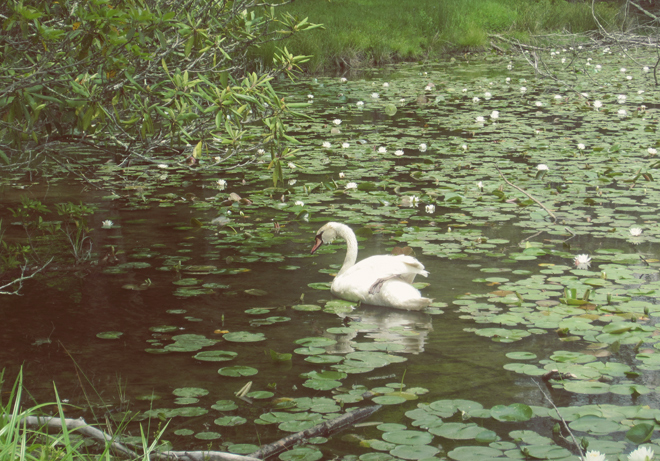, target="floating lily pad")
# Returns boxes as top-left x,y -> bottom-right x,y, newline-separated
223,331 -> 266,342
214,416 -> 247,426
218,366 -> 258,377
172,387 -> 208,398
96,331 -> 123,339
193,350 -> 238,362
